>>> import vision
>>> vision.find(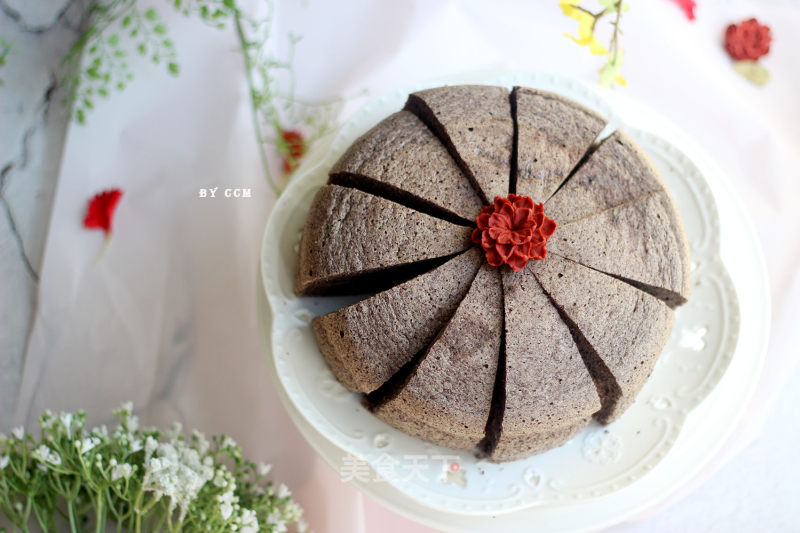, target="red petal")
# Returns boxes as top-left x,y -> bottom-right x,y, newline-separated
540,217 -> 557,238
495,243 -> 513,262
471,228 -> 483,244
83,189 -> 123,236
489,212 -> 512,229
513,208 -> 532,227
489,227 -> 512,243
669,0 -> 696,21
506,249 -> 529,272
280,129 -> 307,174
485,248 -> 504,267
